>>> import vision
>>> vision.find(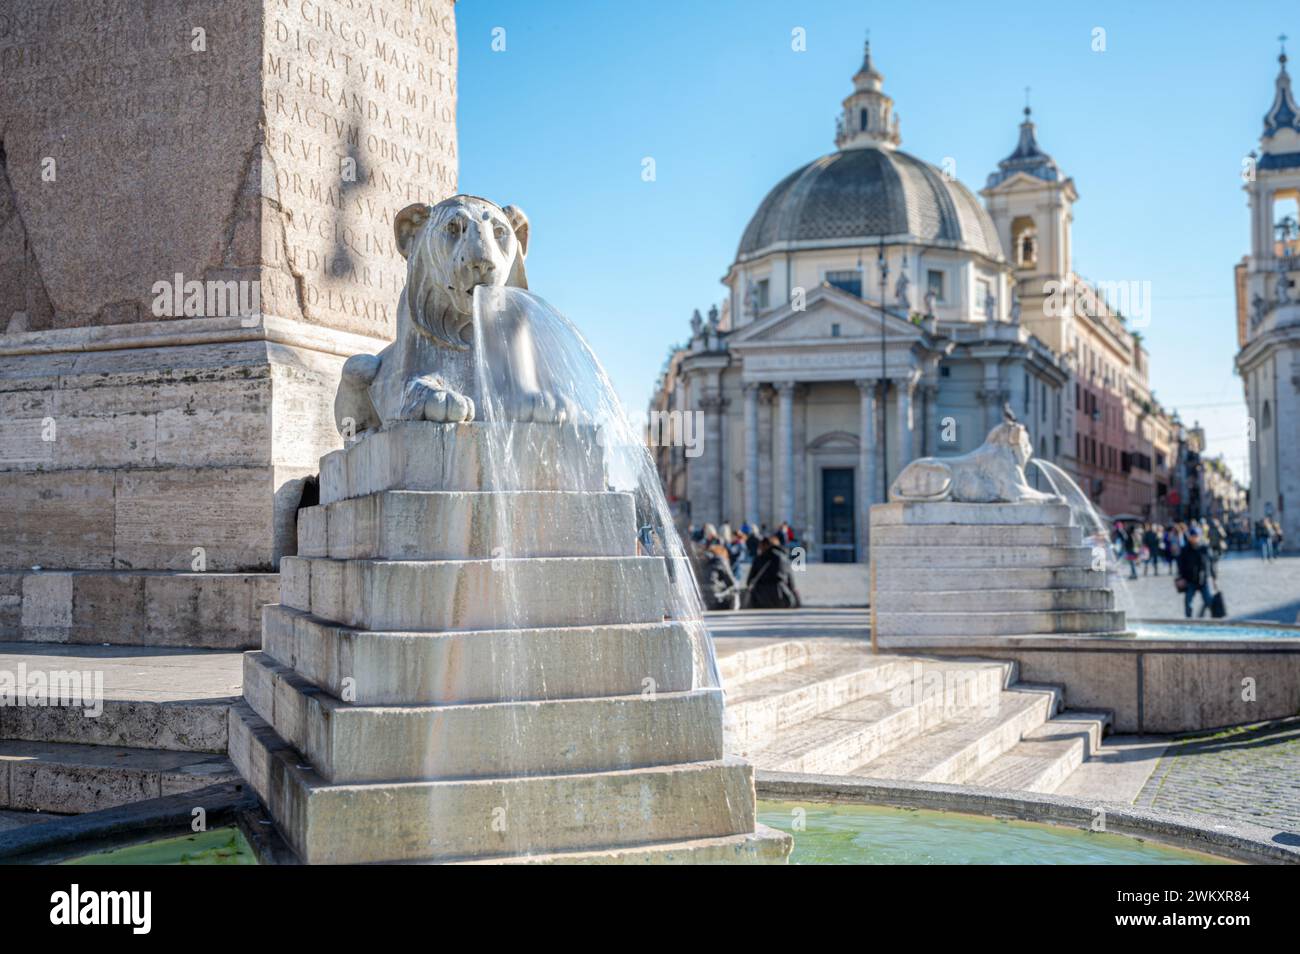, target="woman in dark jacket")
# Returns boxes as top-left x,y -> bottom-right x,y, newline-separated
698,543 -> 739,611
745,536 -> 800,609
1175,525 -> 1217,618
